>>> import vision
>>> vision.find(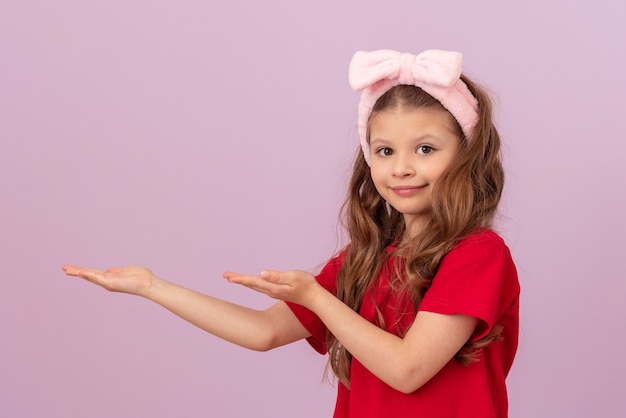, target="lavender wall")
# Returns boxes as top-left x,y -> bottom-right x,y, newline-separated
1,1 -> 624,417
